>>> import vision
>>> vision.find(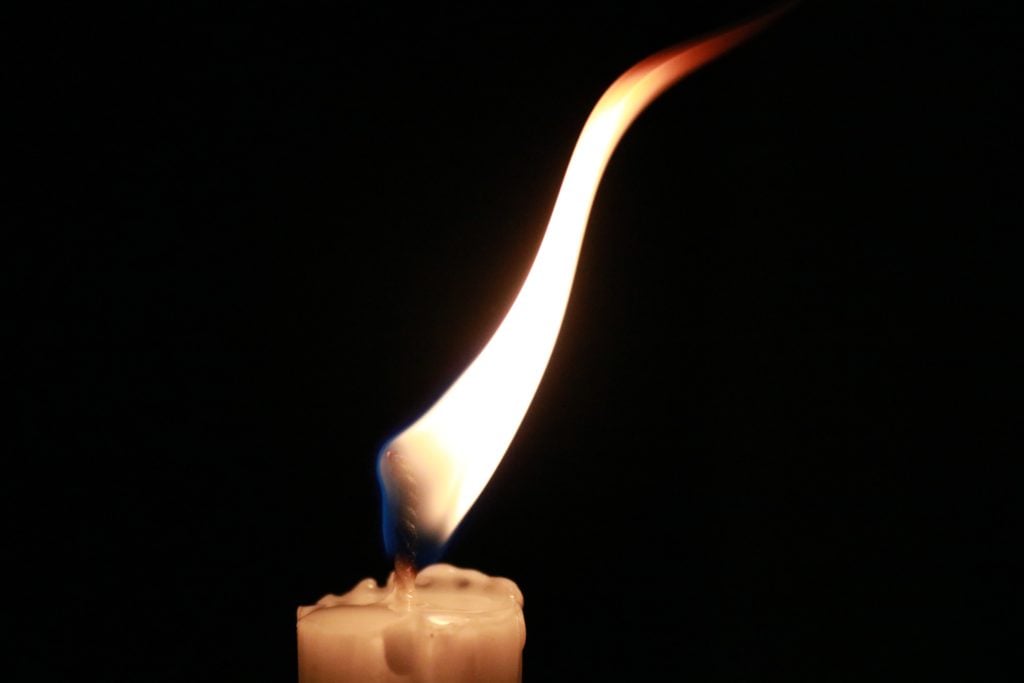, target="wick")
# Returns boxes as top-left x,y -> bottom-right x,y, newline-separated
394,554 -> 417,606
386,448 -> 420,571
